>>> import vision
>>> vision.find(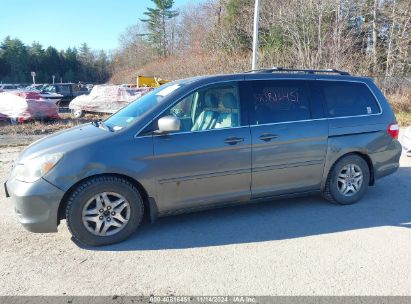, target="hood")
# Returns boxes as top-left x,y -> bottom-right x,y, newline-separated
16,123 -> 112,164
